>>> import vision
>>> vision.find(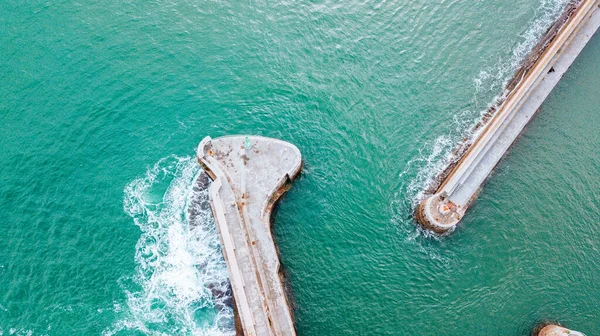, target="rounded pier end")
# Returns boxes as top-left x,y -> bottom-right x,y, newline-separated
415,193 -> 463,234
537,325 -> 585,336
